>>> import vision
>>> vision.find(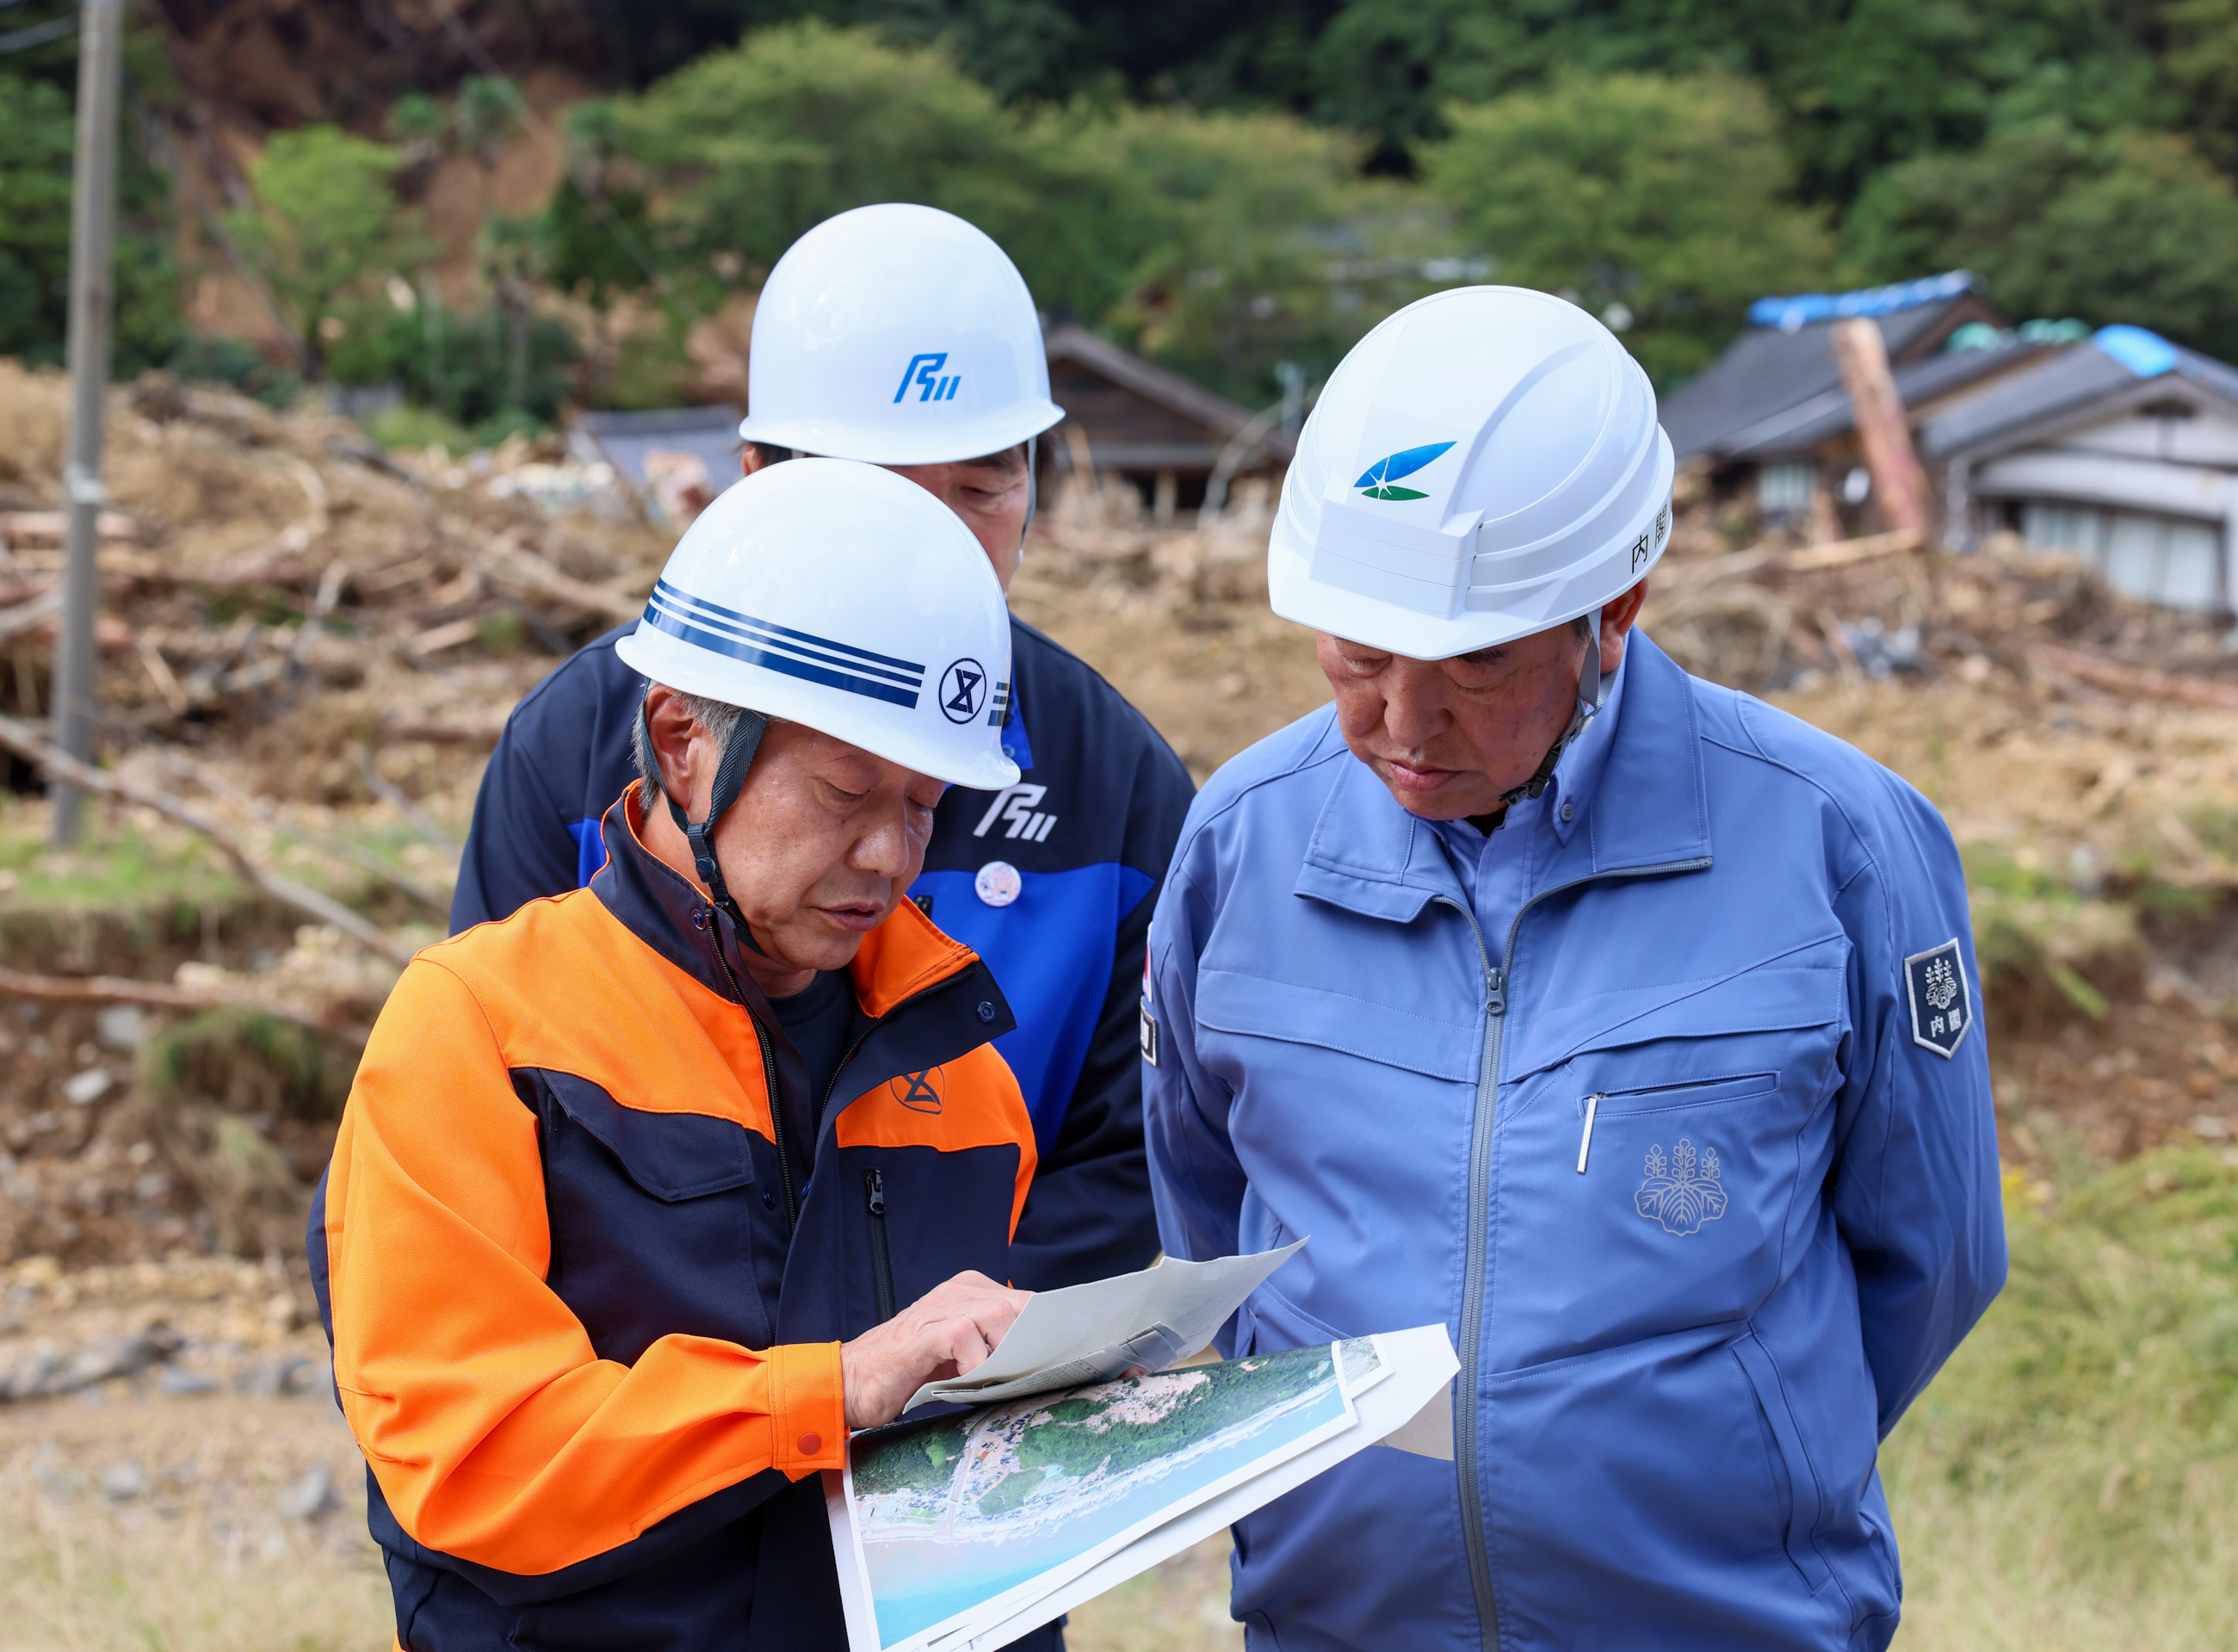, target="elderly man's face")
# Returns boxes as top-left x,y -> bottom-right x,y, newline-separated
1319,580 -> 1649,822
745,445 -> 1031,590
882,449 -> 1032,590
642,688 -> 945,995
